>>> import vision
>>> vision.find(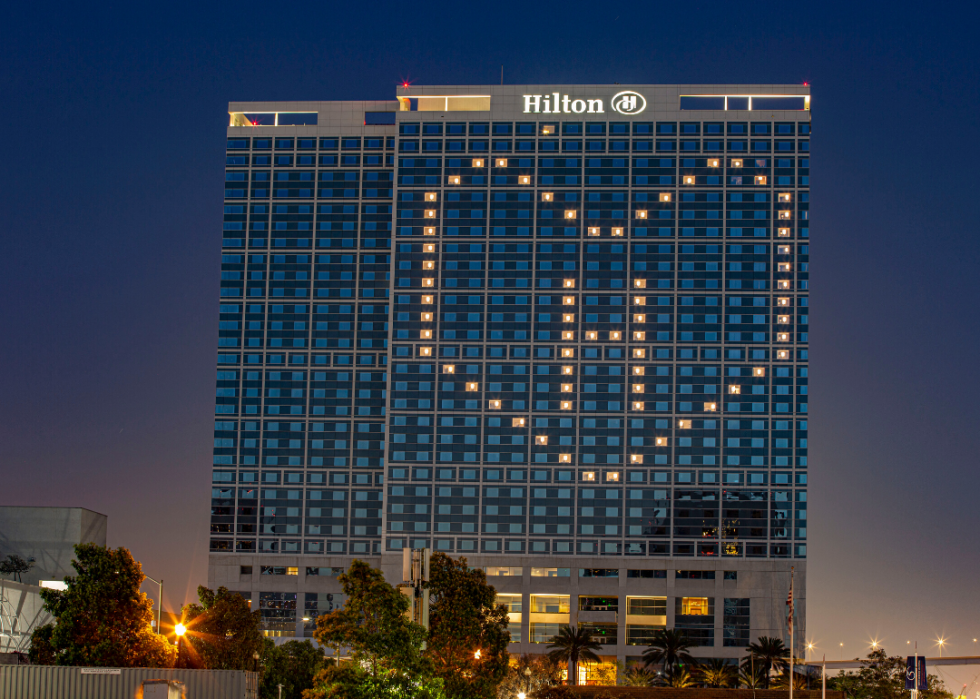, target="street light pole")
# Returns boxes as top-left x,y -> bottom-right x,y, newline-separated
144,575 -> 163,635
